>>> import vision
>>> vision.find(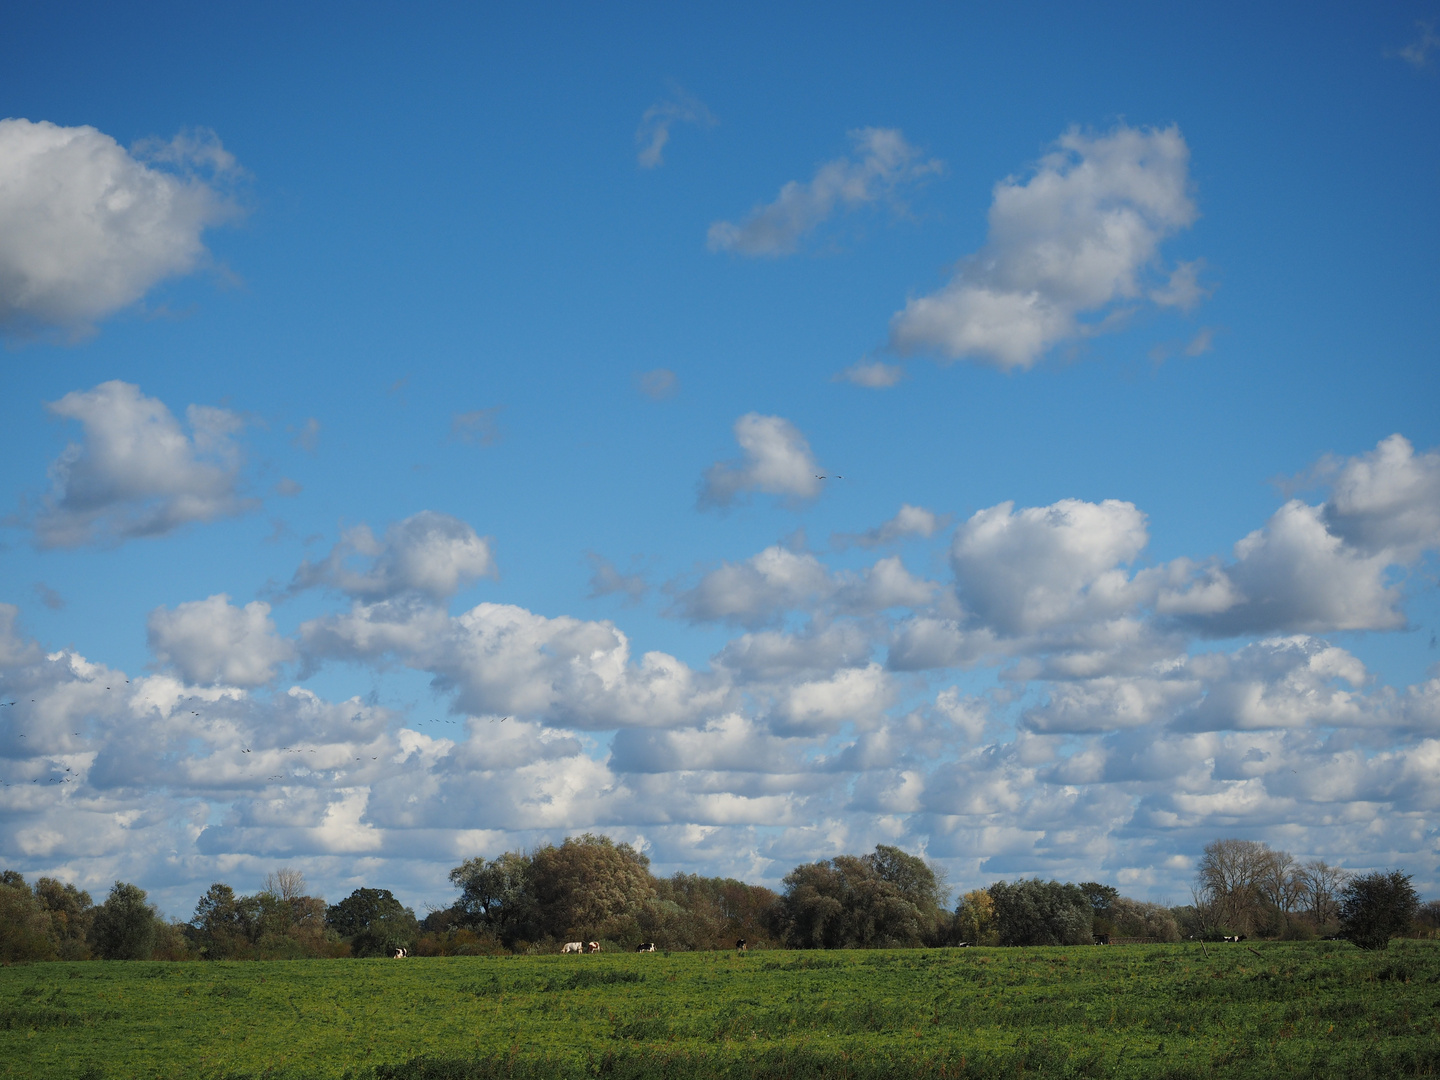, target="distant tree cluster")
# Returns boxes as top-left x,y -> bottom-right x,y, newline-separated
429,833 -> 778,953
2,835 -> 1430,963
1184,838 -> 1419,948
